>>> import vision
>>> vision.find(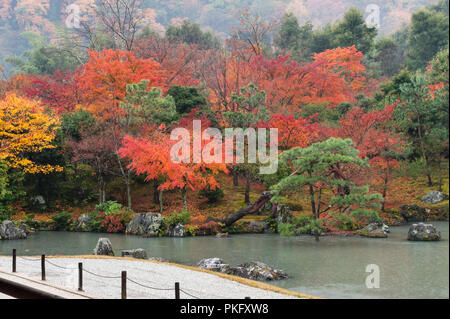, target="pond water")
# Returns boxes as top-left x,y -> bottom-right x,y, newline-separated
1,222 -> 448,299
